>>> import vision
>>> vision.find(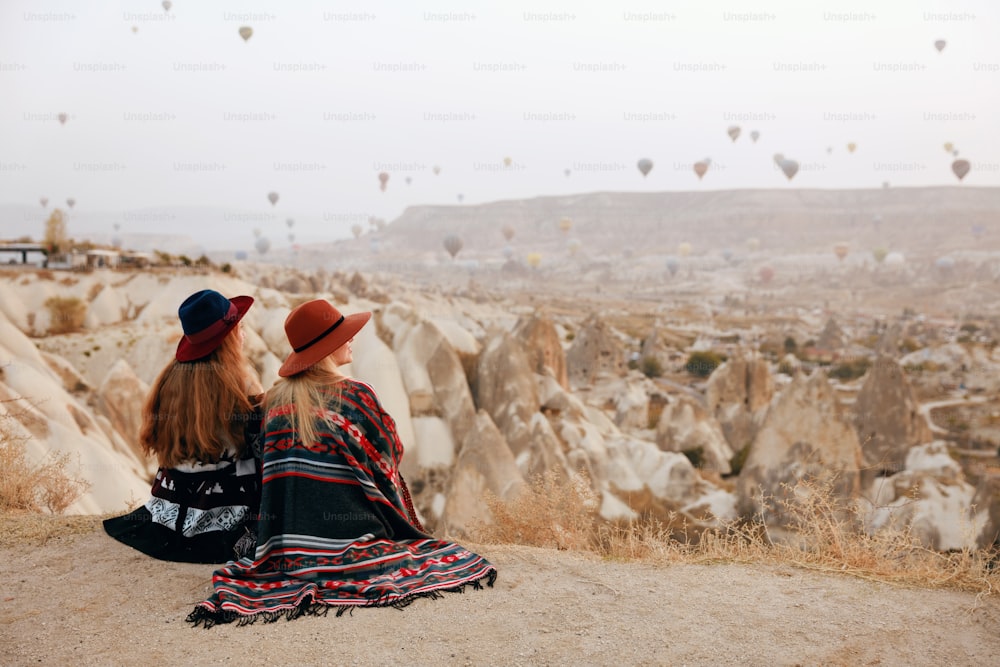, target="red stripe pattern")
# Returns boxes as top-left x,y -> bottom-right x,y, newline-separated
188,379 -> 495,626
